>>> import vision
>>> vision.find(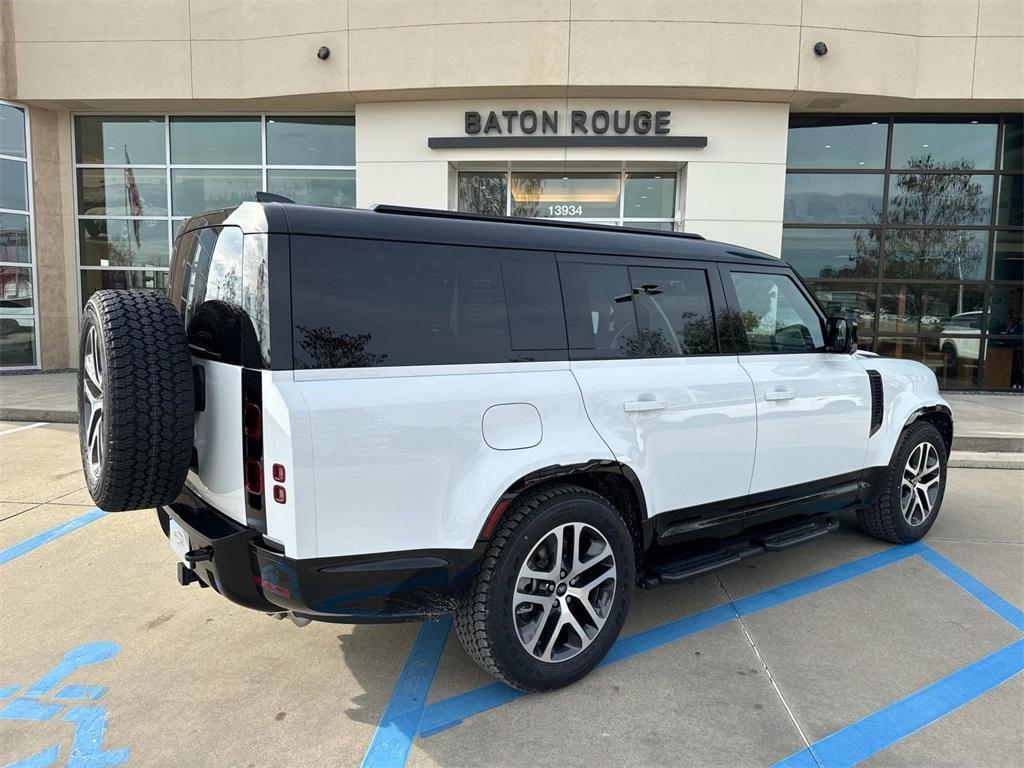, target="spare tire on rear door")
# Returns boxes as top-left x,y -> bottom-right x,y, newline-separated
78,290 -> 194,511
